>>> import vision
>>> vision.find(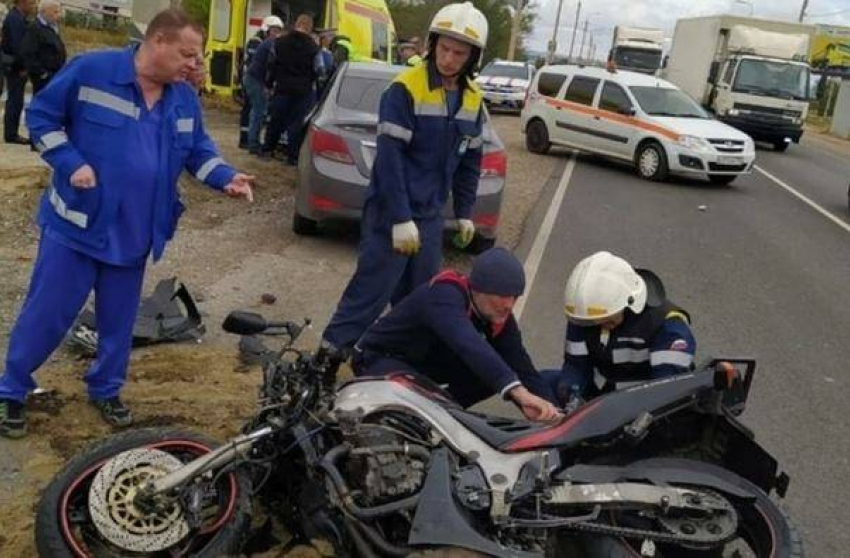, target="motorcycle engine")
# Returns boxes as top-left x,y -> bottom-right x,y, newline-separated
343,420 -> 430,505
